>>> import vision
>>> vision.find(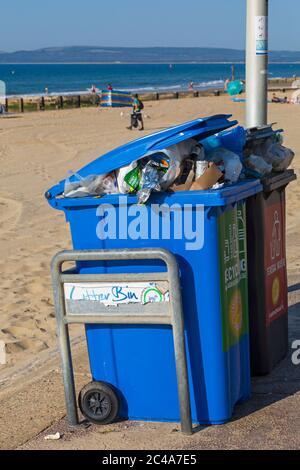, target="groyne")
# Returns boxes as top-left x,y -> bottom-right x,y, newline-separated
3,77 -> 298,113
